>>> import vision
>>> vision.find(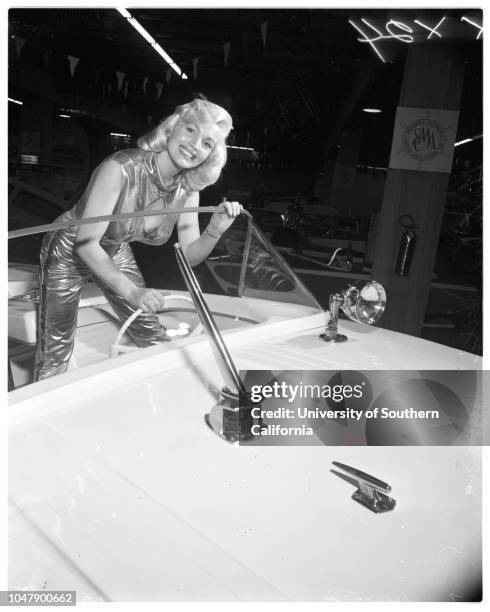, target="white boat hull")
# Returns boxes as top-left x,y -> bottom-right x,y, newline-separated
9,314 -> 482,601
